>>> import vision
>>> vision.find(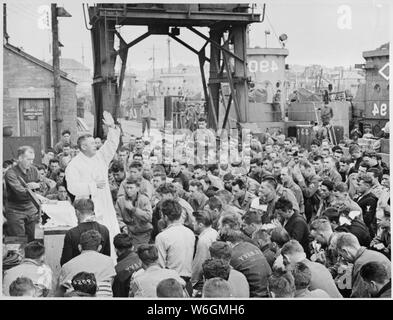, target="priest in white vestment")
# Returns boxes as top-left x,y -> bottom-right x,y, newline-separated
65,111 -> 120,259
